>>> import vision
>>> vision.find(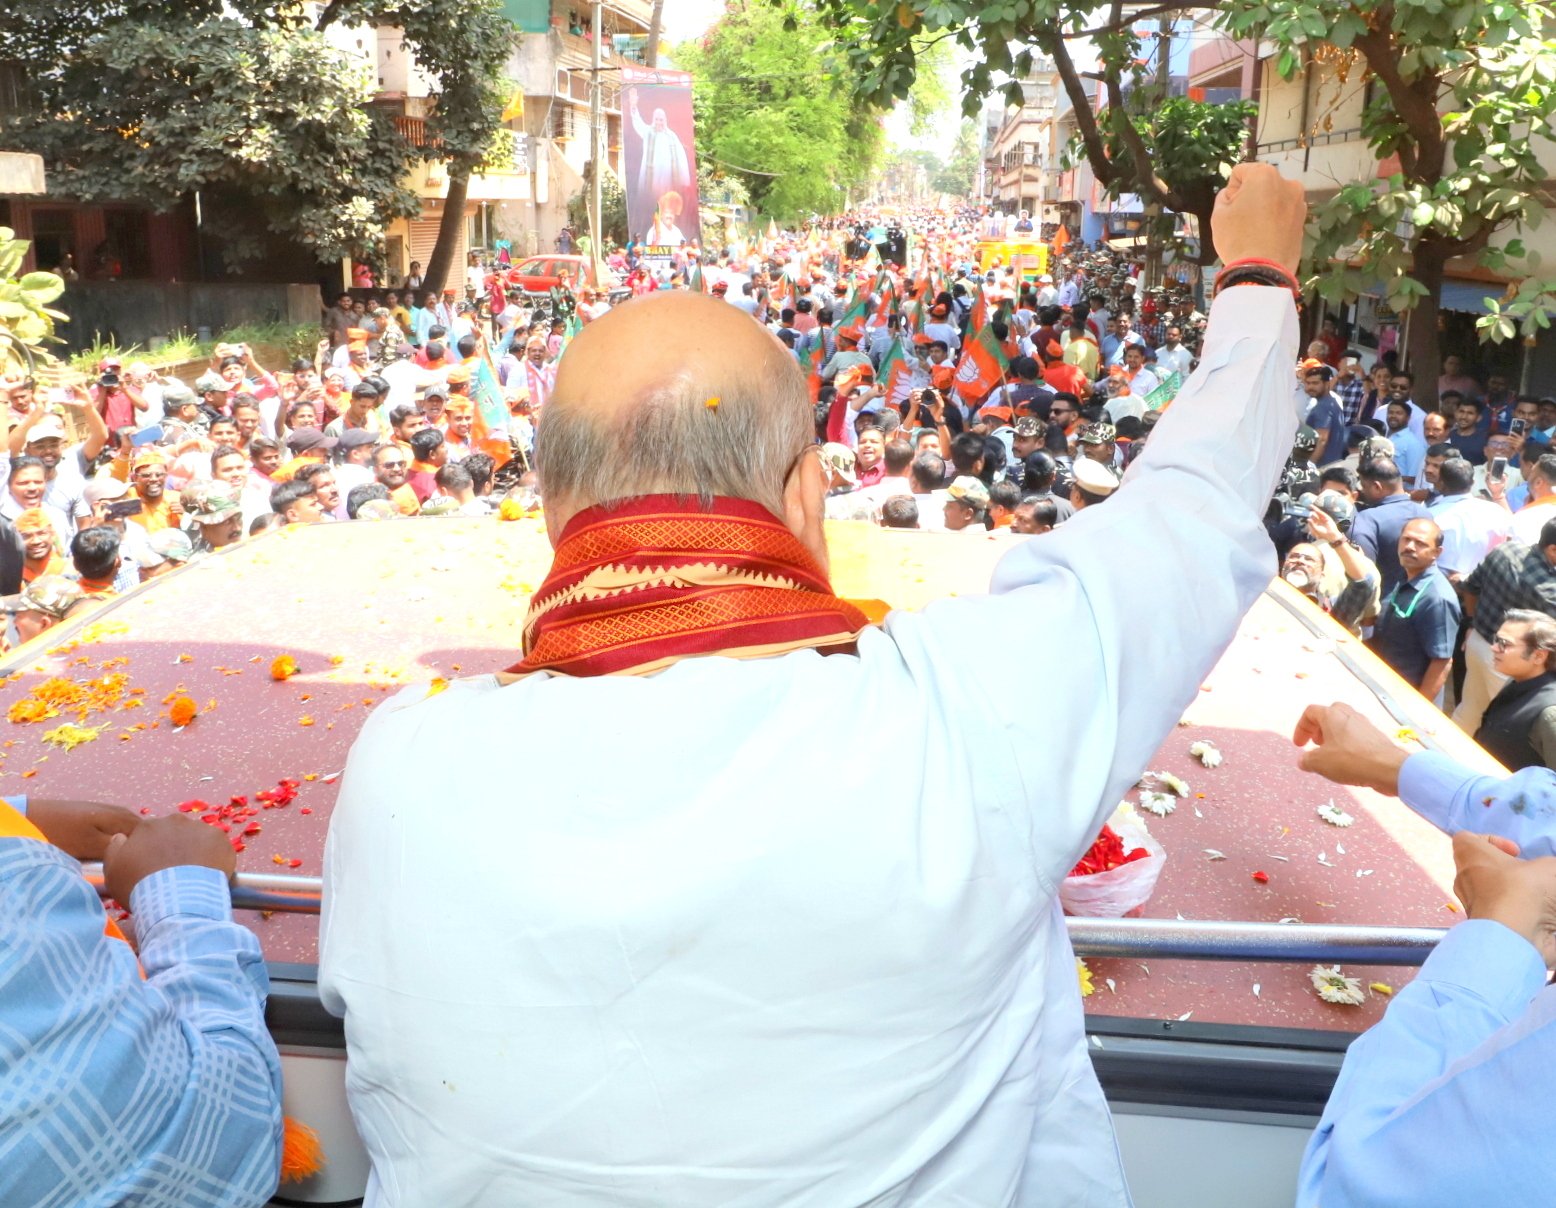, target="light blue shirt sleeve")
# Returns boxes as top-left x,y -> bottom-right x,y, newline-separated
1399,750 -> 1556,856
0,838 -> 282,1207
1296,920 -> 1554,1207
